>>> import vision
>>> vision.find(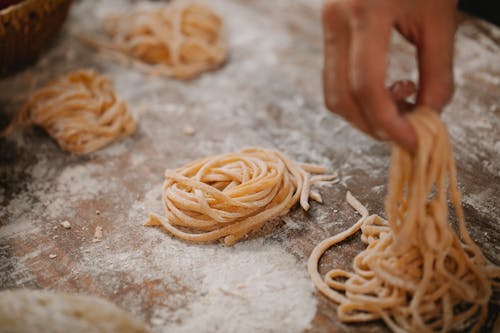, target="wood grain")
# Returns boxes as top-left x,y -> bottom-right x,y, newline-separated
0,0 -> 498,332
